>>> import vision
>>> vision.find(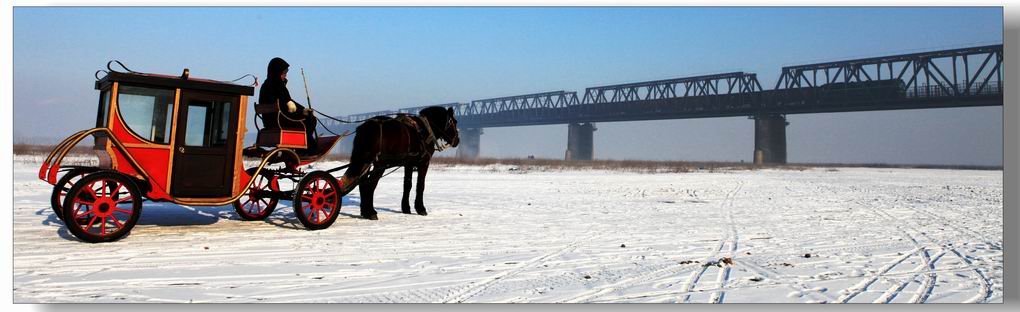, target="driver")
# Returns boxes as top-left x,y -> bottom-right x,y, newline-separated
259,57 -> 319,160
